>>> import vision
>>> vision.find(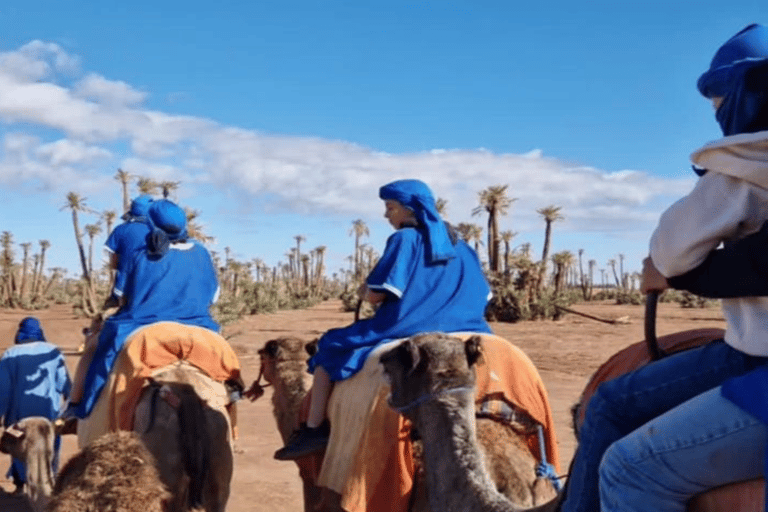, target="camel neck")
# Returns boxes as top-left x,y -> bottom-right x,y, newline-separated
415,393 -> 517,512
